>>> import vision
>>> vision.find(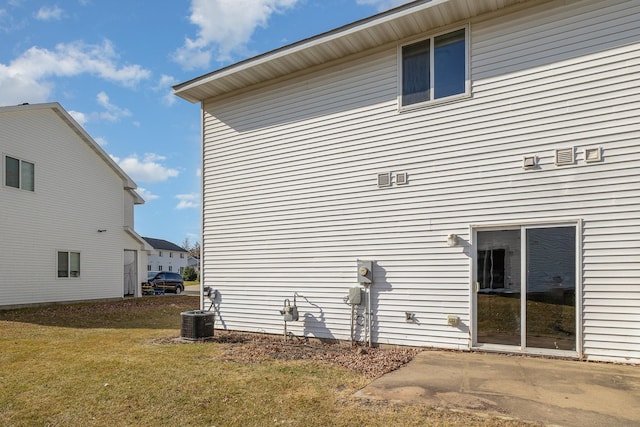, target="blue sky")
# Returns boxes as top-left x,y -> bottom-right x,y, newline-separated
0,0 -> 411,247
